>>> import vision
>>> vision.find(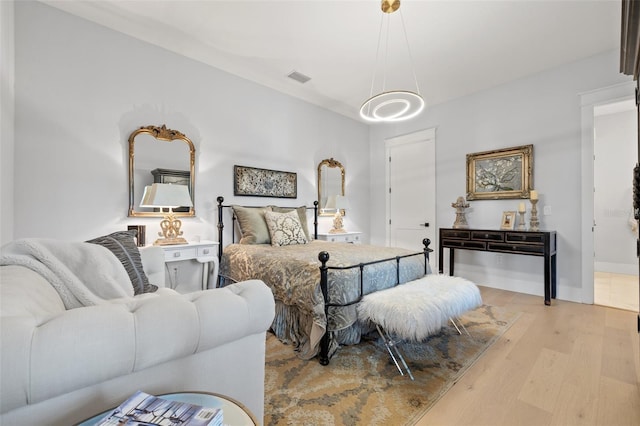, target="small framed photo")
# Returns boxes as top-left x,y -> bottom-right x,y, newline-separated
127,225 -> 146,247
500,211 -> 516,230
